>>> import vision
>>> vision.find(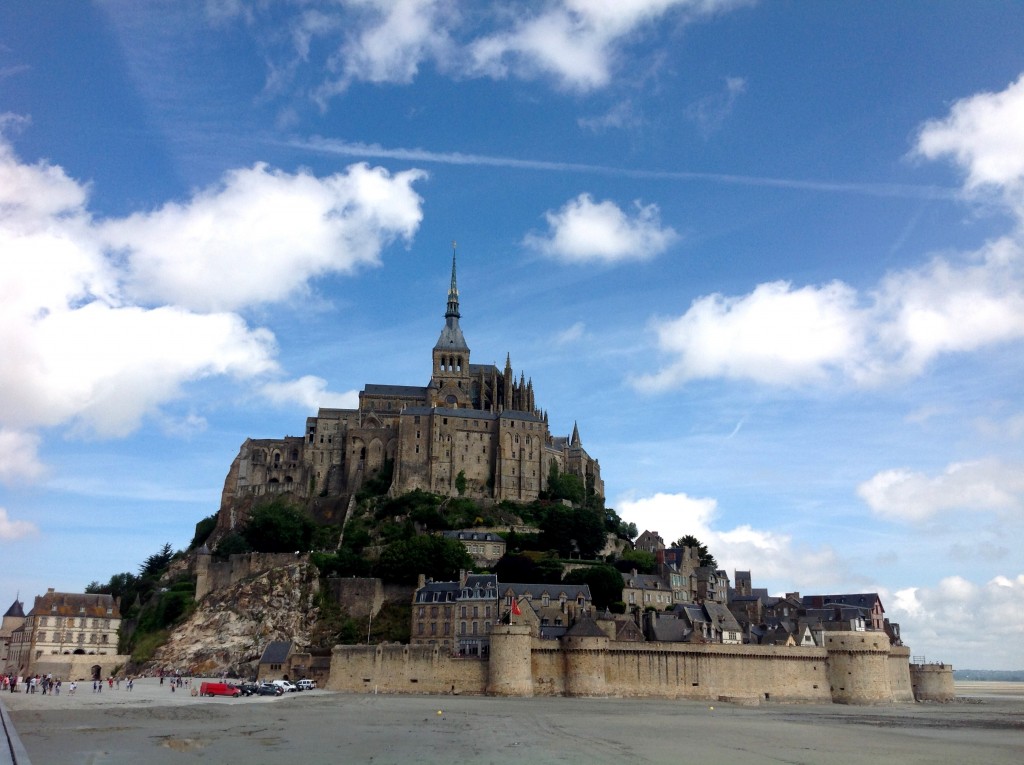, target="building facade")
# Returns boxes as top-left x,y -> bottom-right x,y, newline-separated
216,252 -> 603,536
6,589 -> 122,675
